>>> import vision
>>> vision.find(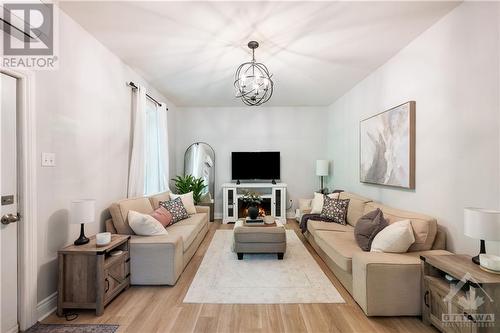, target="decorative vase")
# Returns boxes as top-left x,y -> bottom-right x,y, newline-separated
248,206 -> 259,220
